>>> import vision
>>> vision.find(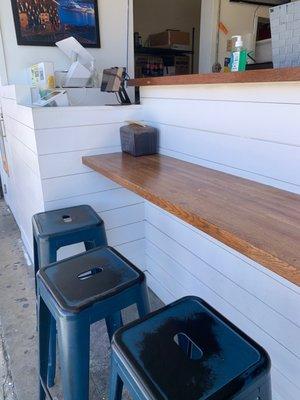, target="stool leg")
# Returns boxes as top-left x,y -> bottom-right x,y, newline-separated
40,244 -> 58,389
137,283 -> 151,318
34,238 -> 40,333
109,358 -> 123,400
38,296 -> 51,400
93,226 -> 108,247
84,241 -> 95,251
106,312 -> 123,342
47,320 -> 56,388
57,315 -> 90,400
84,231 -> 107,251
33,237 -> 40,296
